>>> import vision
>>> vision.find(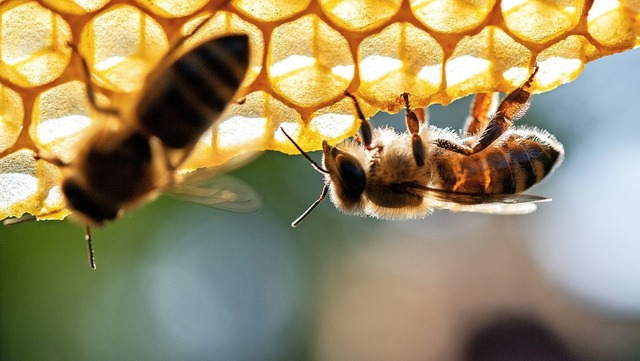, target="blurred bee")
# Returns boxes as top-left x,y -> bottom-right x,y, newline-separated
282,66 -> 564,226
36,15 -> 256,269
